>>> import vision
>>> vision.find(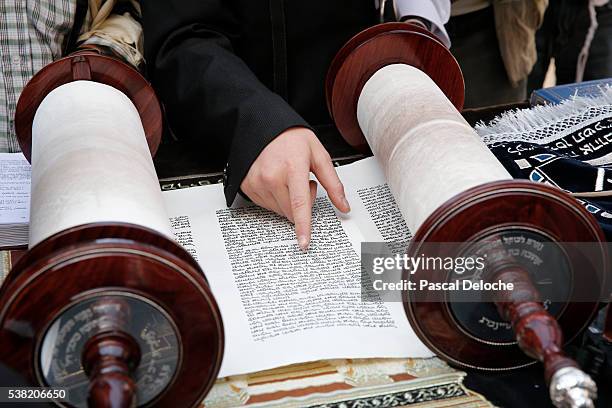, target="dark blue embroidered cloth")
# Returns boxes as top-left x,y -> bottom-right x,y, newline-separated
476,93 -> 612,240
